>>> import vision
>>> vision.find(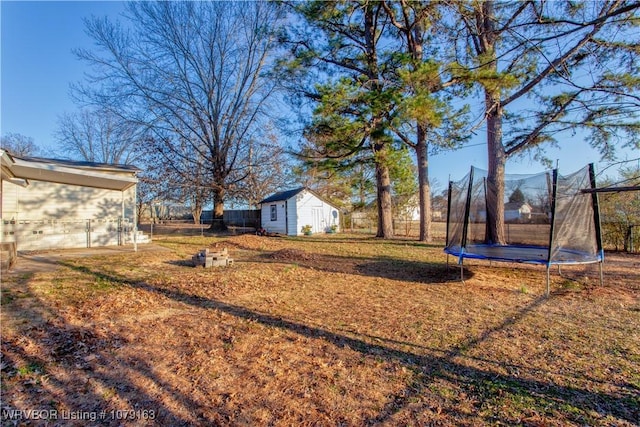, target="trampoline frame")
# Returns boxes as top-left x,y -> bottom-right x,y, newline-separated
445,164 -> 604,295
